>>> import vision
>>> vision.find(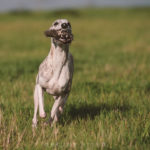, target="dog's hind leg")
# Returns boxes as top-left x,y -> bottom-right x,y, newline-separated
58,94 -> 68,115
48,94 -> 68,125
